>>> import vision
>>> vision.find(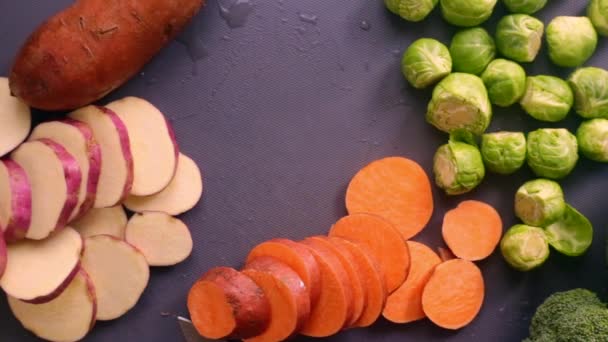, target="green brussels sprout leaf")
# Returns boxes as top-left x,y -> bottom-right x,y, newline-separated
402,38 -> 452,89
450,27 -> 496,75
520,76 -> 573,122
527,128 -> 578,179
496,14 -> 544,63
588,0 -> 608,36
500,224 -> 550,271
568,67 -> 608,119
433,140 -> 485,195
546,16 -> 598,68
577,119 -> 608,162
503,0 -> 547,14
440,0 -> 497,27
515,179 -> 566,227
481,132 -> 526,174
545,205 -> 593,256
450,129 -> 478,146
385,0 -> 439,22
481,59 -> 527,107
